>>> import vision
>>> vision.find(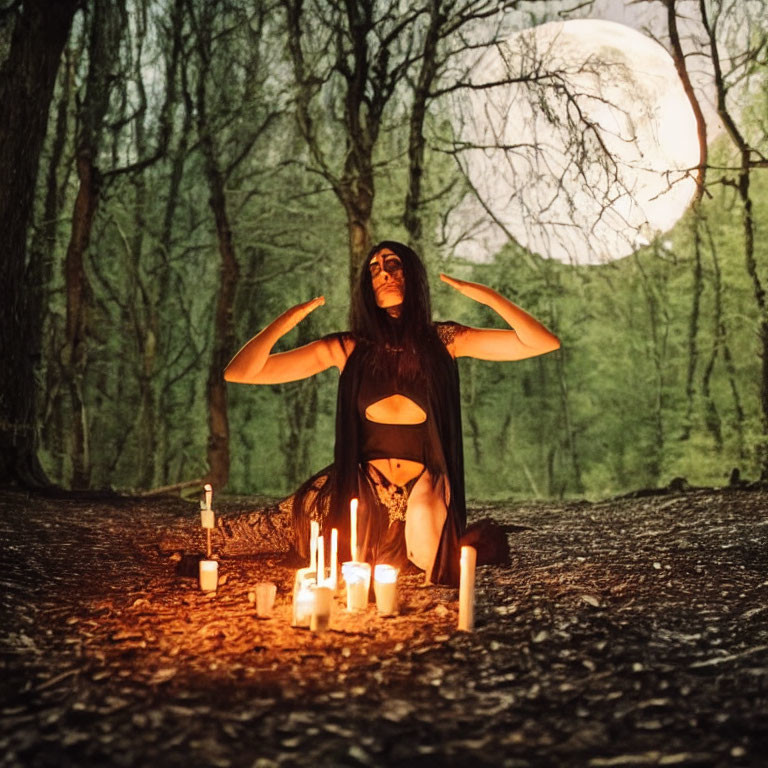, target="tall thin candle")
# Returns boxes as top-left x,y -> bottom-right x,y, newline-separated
458,545 -> 477,631
204,483 -> 213,511
350,498 -> 358,562
317,534 -> 325,584
310,520 -> 319,571
330,528 -> 338,590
